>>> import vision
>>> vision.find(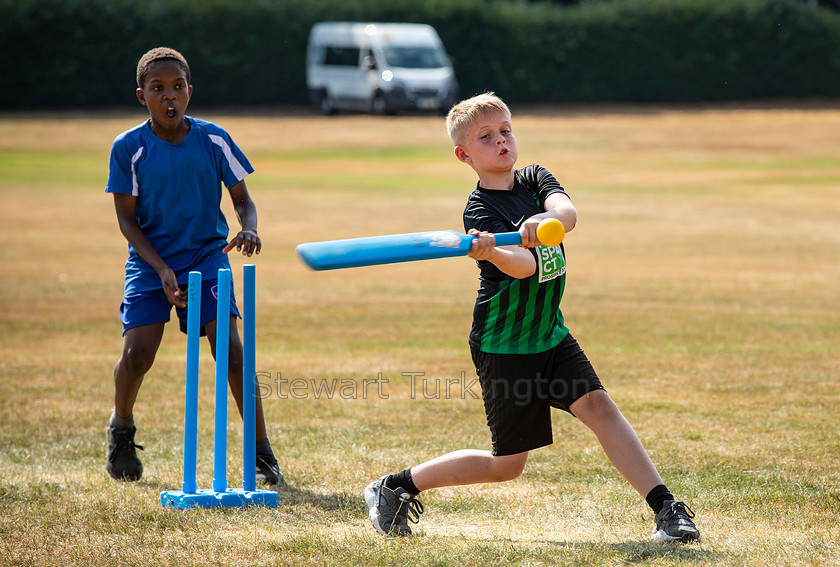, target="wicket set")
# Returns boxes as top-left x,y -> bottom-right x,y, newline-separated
161,265 -> 278,509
